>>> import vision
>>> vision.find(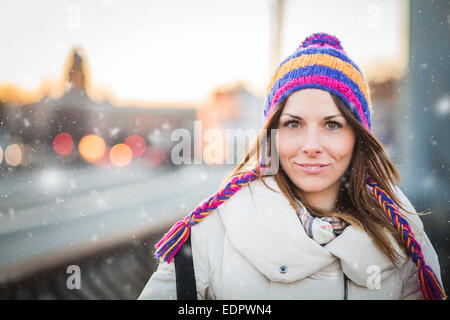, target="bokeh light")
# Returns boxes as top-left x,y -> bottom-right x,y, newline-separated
124,134 -> 146,158
0,146 -> 3,164
78,134 -> 106,164
5,144 -> 22,166
109,143 -> 132,167
53,132 -> 74,156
